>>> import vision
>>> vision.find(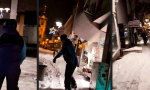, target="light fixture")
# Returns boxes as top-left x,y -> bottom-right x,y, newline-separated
145,19 -> 149,22
56,21 -> 62,28
140,23 -> 142,27
5,8 -> 10,12
0,8 -> 4,12
57,37 -> 60,40
148,22 -> 150,26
